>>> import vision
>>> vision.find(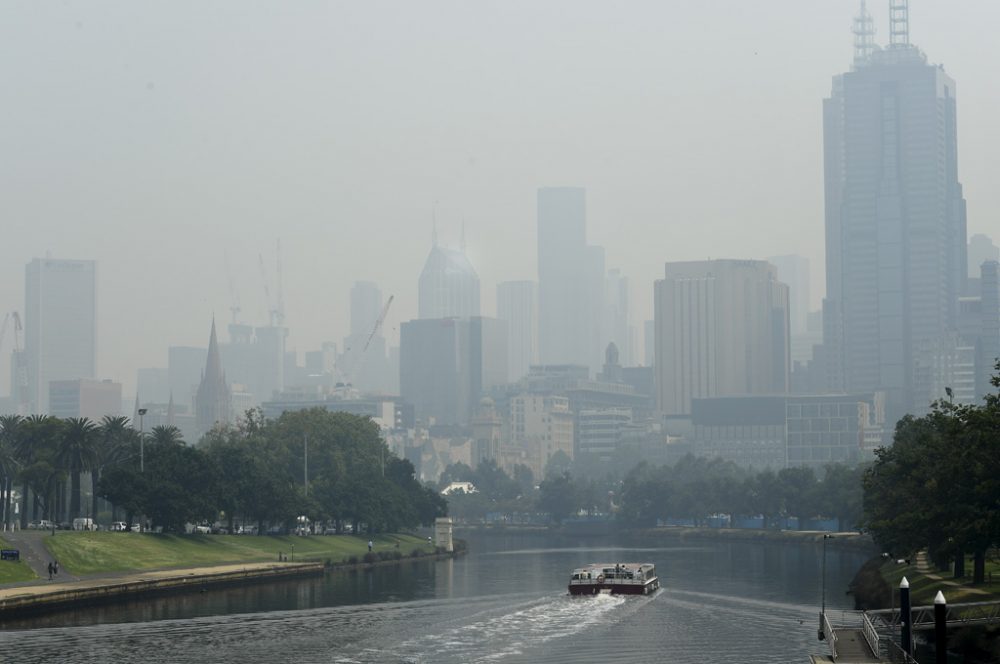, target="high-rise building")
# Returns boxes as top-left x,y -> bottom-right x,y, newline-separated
399,316 -> 506,426
537,187 -> 605,372
822,4 -> 967,421
968,234 -> 999,280
339,281 -> 391,392
194,319 -> 232,437
496,280 -> 537,383
49,379 -> 121,420
654,260 -> 790,416
418,244 -> 480,320
168,346 -> 207,410
603,268 -> 631,366
766,255 -> 810,336
24,258 -> 97,414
